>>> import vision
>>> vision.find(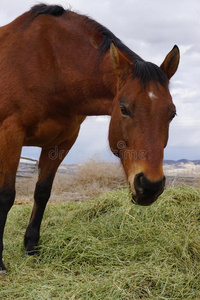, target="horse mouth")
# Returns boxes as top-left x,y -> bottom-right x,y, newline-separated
131,188 -> 164,206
